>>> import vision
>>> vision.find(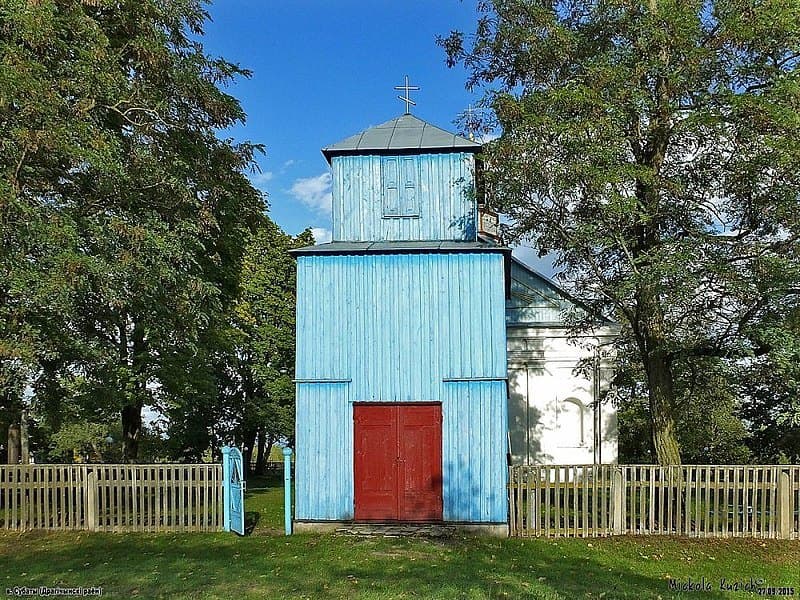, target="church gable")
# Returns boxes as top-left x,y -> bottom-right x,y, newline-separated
506,258 -> 594,326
